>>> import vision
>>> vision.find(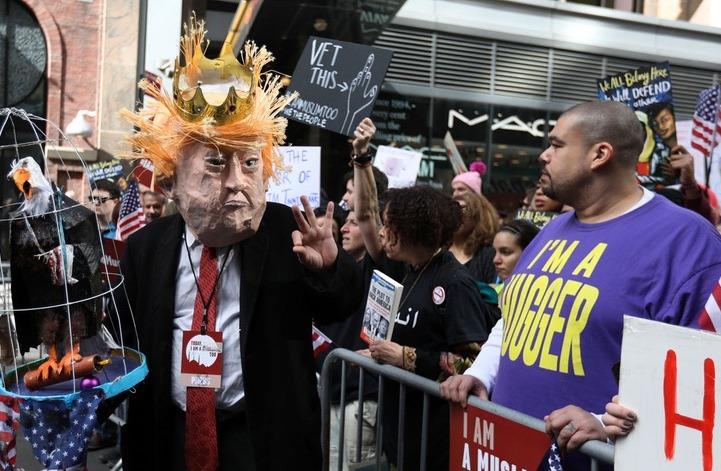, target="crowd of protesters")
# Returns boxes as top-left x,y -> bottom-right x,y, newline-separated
315,102 -> 721,471
71,99 -> 721,471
